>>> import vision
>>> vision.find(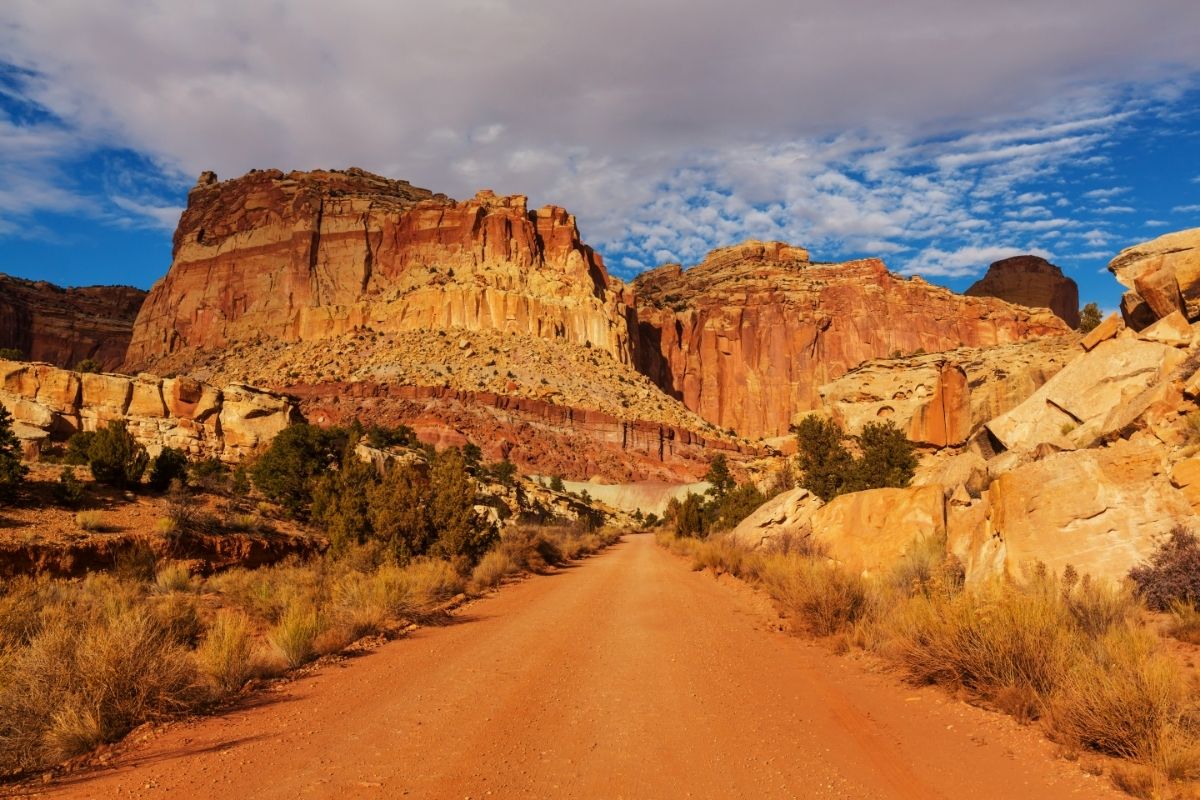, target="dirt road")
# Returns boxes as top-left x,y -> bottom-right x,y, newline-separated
32,534 -> 1119,799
